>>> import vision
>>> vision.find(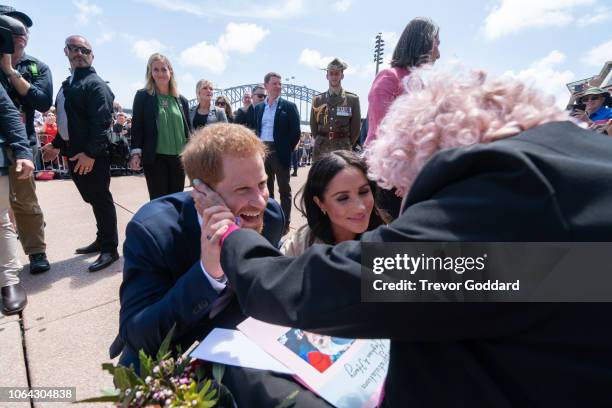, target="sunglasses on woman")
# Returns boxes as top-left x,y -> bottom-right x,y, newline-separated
582,95 -> 603,102
215,101 -> 226,106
